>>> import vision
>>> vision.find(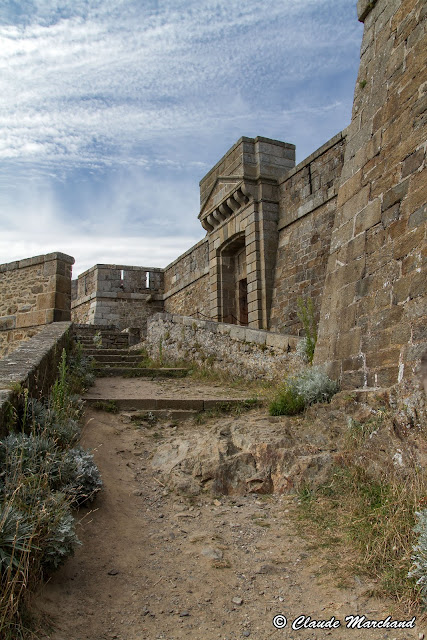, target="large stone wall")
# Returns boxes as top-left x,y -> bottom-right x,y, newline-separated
0,322 -> 72,435
270,133 -> 346,334
315,0 -> 426,390
146,313 -> 299,381
72,264 -> 164,331
163,239 -> 210,317
0,252 -> 74,358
